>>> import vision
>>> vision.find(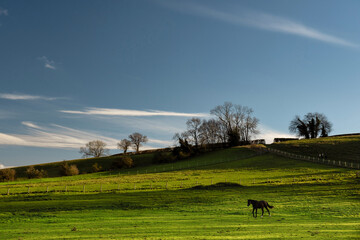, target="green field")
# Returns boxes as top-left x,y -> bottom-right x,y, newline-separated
0,147 -> 359,239
269,135 -> 360,164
